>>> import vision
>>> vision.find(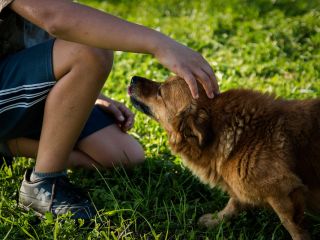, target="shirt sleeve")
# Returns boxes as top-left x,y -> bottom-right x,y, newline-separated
0,0 -> 14,12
